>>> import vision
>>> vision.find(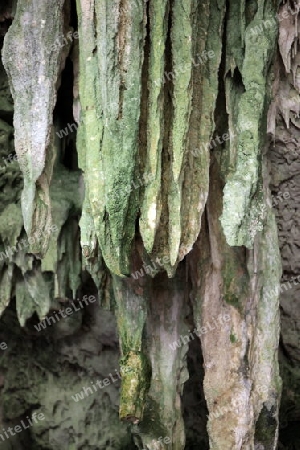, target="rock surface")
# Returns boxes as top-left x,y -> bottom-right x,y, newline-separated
0,0 -> 299,449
